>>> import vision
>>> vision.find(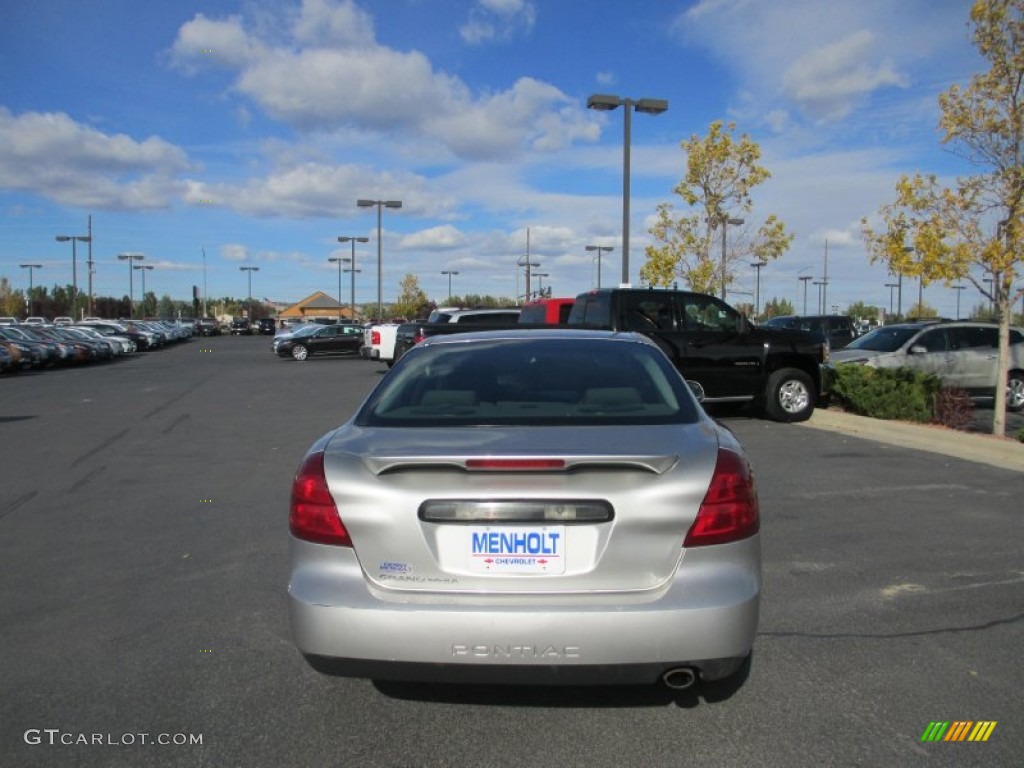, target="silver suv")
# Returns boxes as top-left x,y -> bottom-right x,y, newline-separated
832,321 -> 1024,411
